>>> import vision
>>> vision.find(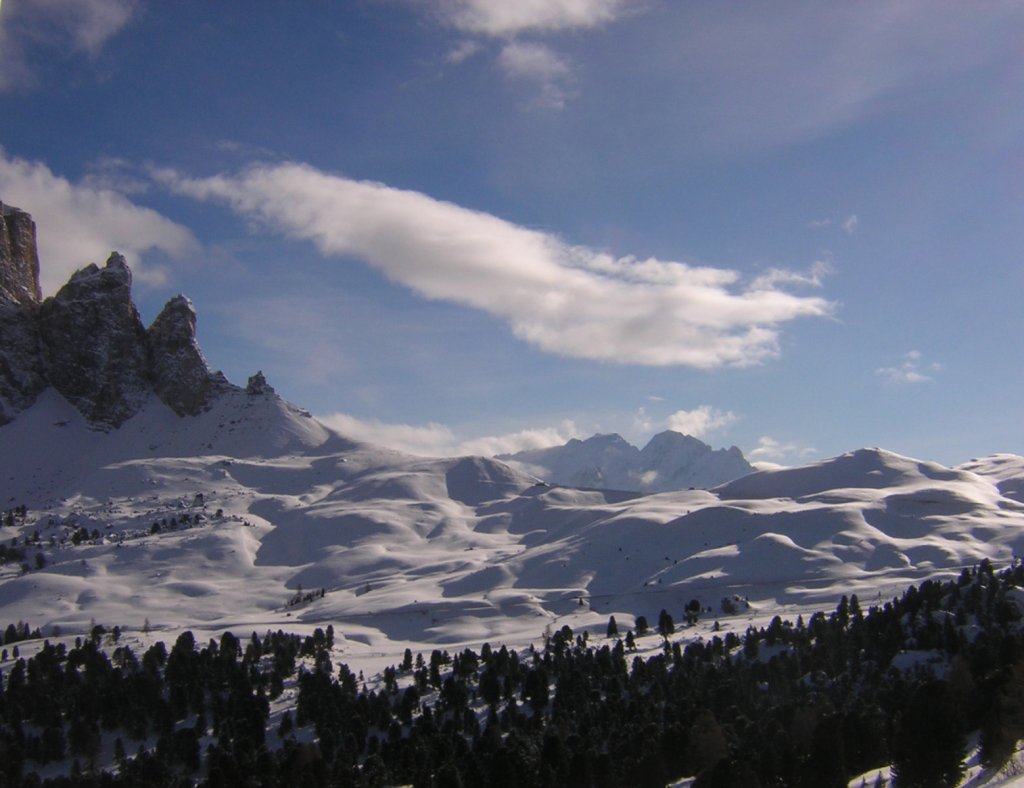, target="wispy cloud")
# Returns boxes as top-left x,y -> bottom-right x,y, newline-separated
428,0 -> 641,108
876,350 -> 941,385
750,260 -> 830,291
748,436 -> 818,465
808,216 -> 859,236
0,0 -> 138,92
436,0 -> 632,36
320,411 -> 578,457
445,39 -> 483,64
638,3 -> 1024,158
0,150 -> 198,294
497,41 -> 573,108
156,161 -> 834,367
666,405 -> 736,439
